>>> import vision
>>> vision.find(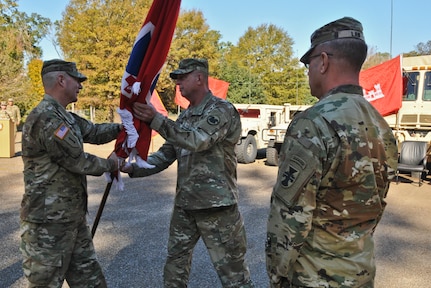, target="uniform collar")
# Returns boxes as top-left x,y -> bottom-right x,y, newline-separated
324,84 -> 363,97
43,94 -> 75,123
